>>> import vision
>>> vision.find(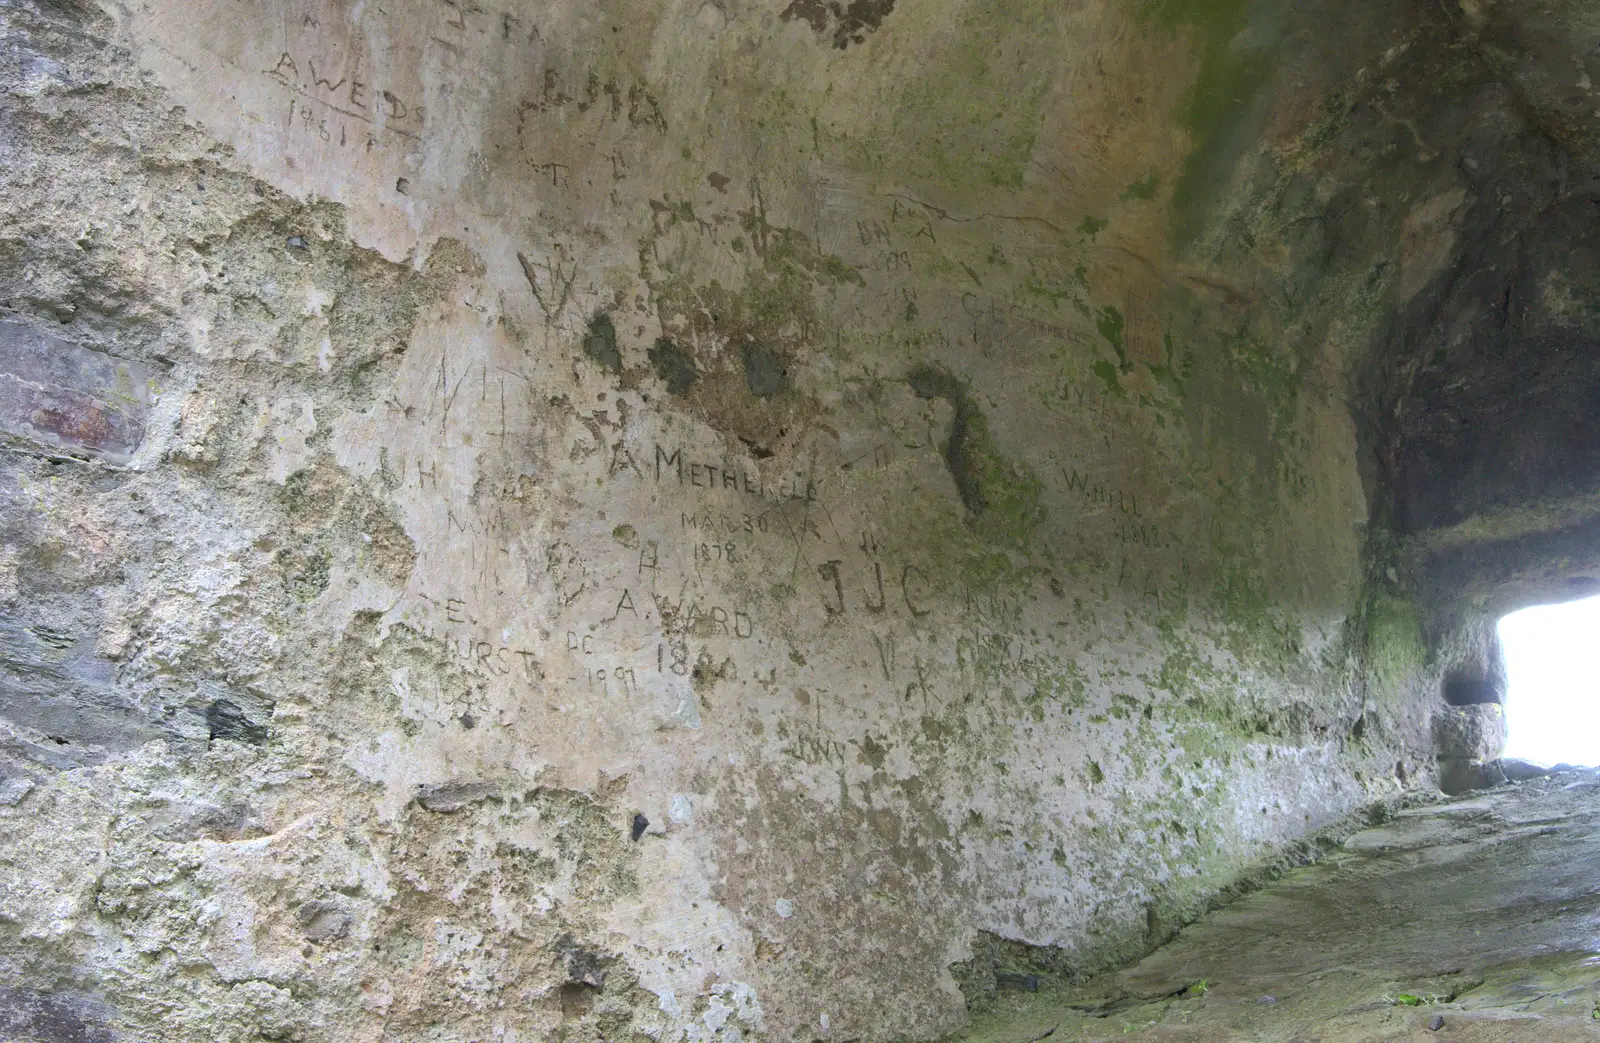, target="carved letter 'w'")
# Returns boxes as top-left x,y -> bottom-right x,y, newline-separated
517,251 -> 576,322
